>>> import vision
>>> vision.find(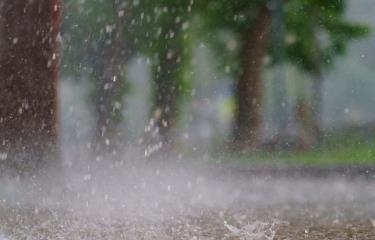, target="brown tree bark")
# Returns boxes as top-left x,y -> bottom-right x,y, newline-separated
232,5 -> 271,151
0,0 -> 60,172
